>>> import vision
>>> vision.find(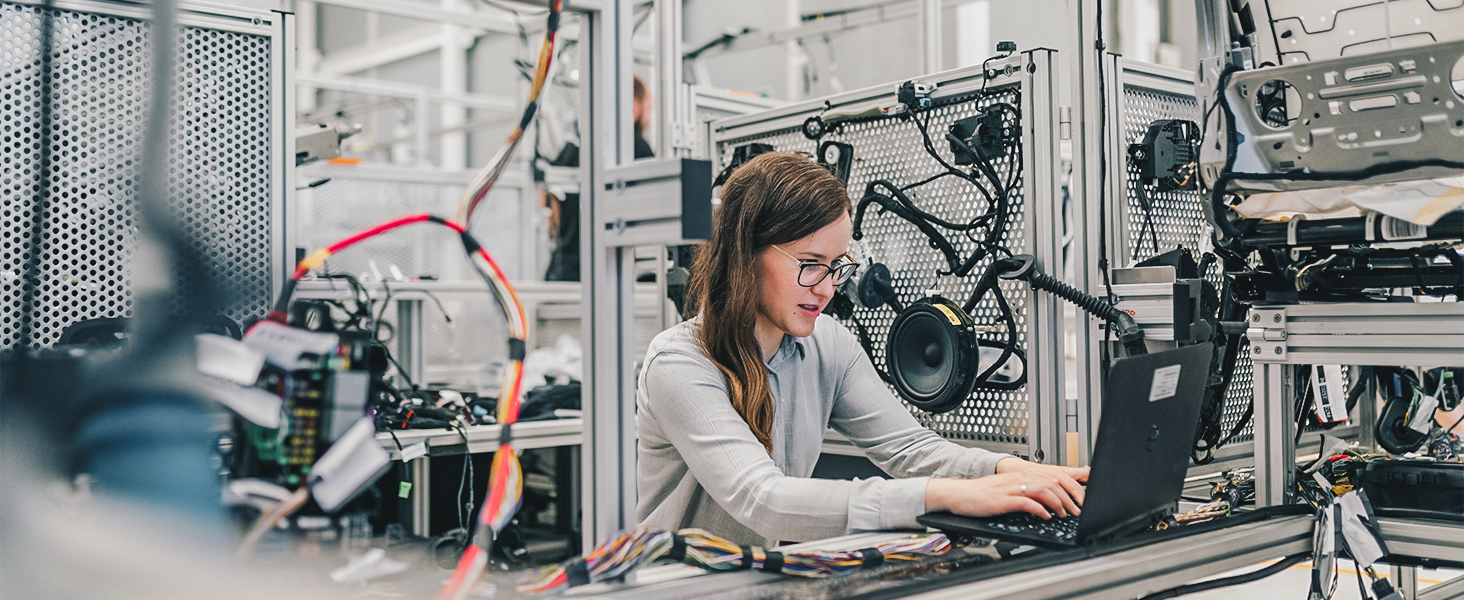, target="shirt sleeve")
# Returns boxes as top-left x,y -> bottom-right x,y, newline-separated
641,350 -> 931,541
826,324 -> 1007,489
